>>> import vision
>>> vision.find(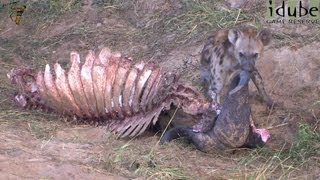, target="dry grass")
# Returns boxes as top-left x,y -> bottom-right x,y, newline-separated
236,123 -> 320,179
